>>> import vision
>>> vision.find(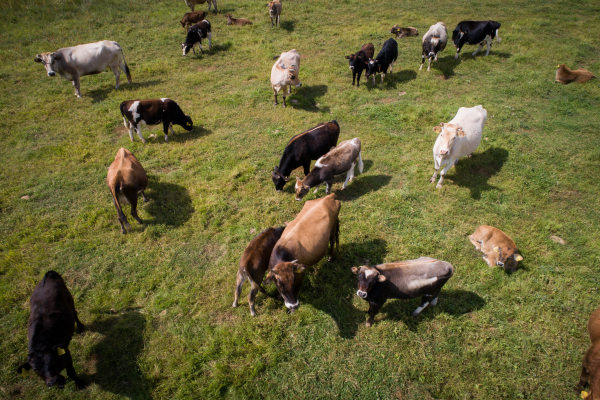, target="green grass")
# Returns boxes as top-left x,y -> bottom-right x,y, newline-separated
1,0 -> 599,398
